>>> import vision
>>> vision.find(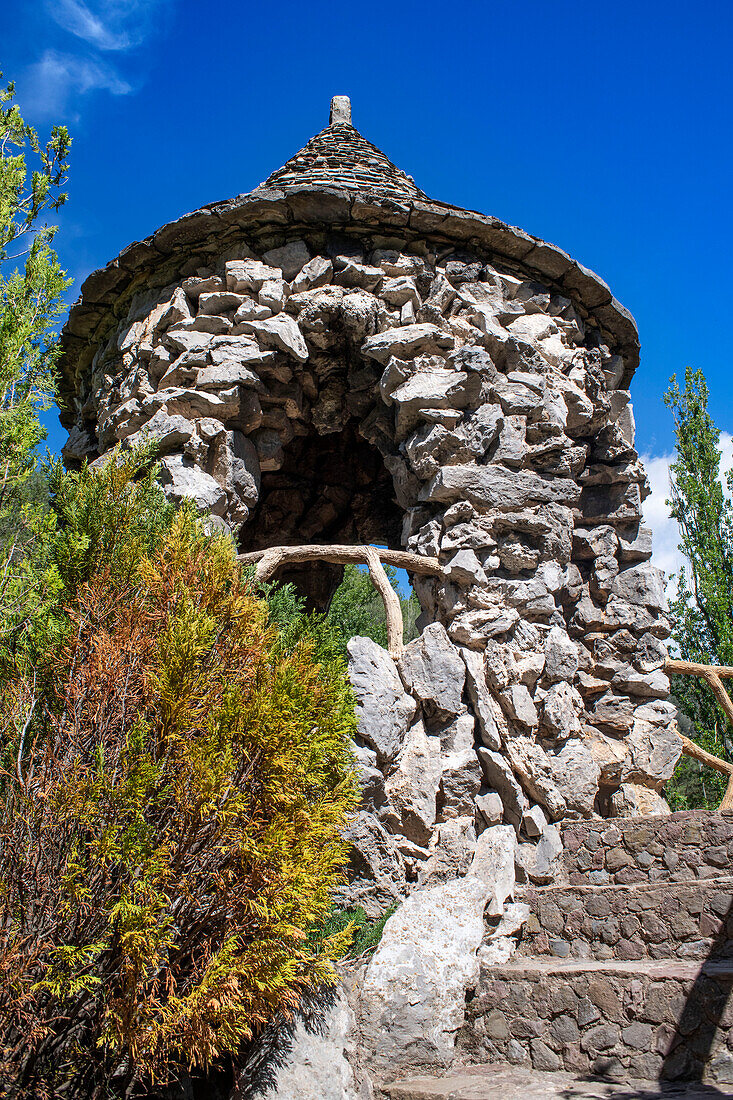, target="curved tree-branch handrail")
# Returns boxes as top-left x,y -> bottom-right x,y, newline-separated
238,544 -> 441,657
666,659 -> 733,811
